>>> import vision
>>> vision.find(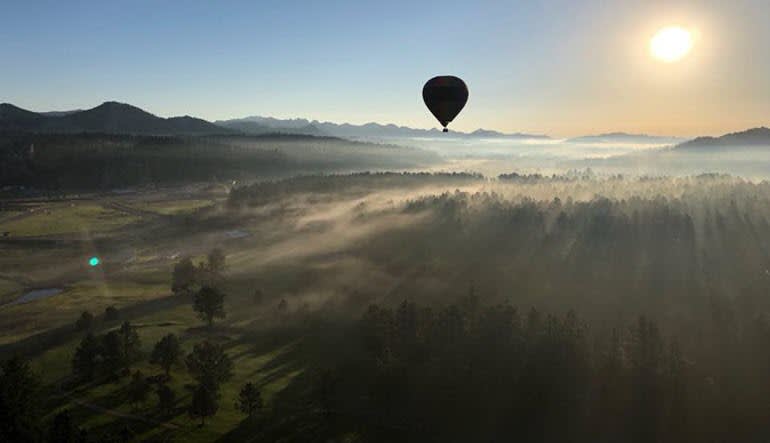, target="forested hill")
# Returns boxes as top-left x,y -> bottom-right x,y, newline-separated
573,127 -> 770,177
0,132 -> 440,190
0,102 -> 233,136
674,127 -> 770,150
